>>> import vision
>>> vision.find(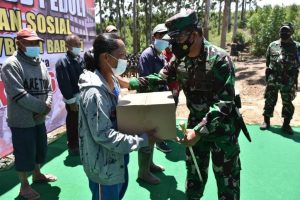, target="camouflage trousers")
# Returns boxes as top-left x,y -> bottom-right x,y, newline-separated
186,117 -> 241,200
263,79 -> 296,119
